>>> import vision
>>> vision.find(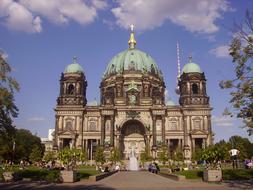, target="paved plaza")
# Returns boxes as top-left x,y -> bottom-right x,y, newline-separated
0,171 -> 252,190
